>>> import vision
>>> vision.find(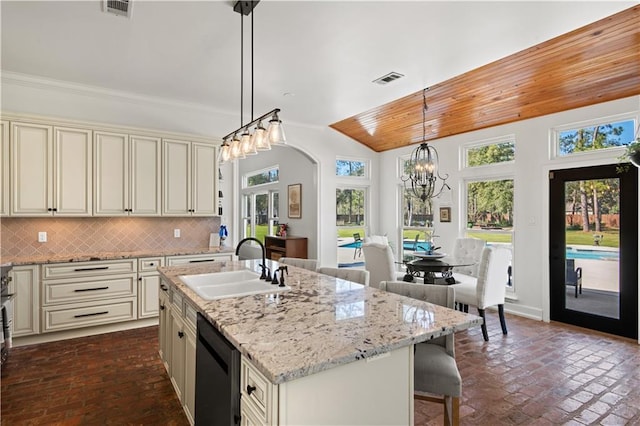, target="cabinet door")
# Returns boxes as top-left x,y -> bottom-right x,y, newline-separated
94,131 -> 129,215
54,126 -> 92,215
130,135 -> 161,216
170,309 -> 186,401
158,286 -> 171,372
0,120 -> 8,216
184,326 -> 197,425
10,122 -> 53,215
139,274 -> 160,318
191,142 -> 217,216
9,265 -> 40,337
163,139 -> 191,215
